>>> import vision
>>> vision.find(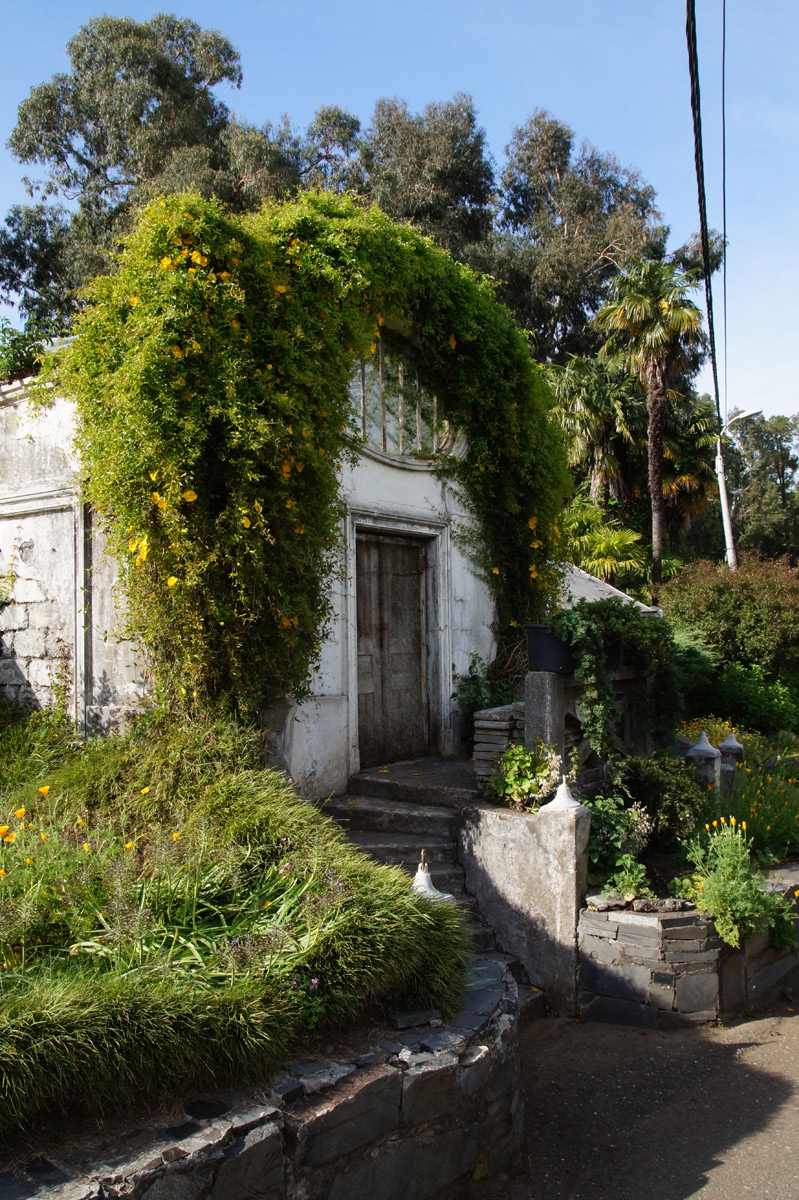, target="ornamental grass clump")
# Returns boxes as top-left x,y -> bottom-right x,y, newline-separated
0,711 -> 470,1143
